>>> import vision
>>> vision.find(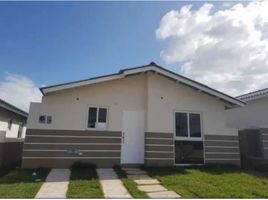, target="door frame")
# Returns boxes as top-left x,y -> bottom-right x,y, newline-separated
173,110 -> 205,165
120,110 -> 145,164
